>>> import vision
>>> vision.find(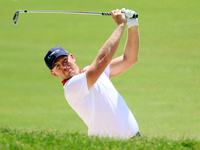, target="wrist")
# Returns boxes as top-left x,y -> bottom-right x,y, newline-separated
128,25 -> 139,33
127,18 -> 138,28
117,22 -> 126,28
